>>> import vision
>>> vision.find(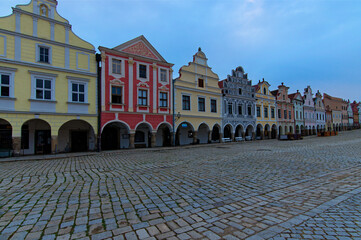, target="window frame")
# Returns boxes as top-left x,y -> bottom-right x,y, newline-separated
138,63 -> 148,80
109,56 -> 125,78
264,106 -> 268,118
111,85 -> 123,105
159,68 -> 169,83
138,89 -> 148,106
198,97 -> 206,112
0,70 -> 15,98
228,102 -> 233,114
256,106 -> 261,118
182,95 -> 191,111
210,99 -> 217,113
159,92 -> 168,107
36,43 -> 52,64
198,78 -> 204,88
271,108 -> 275,118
